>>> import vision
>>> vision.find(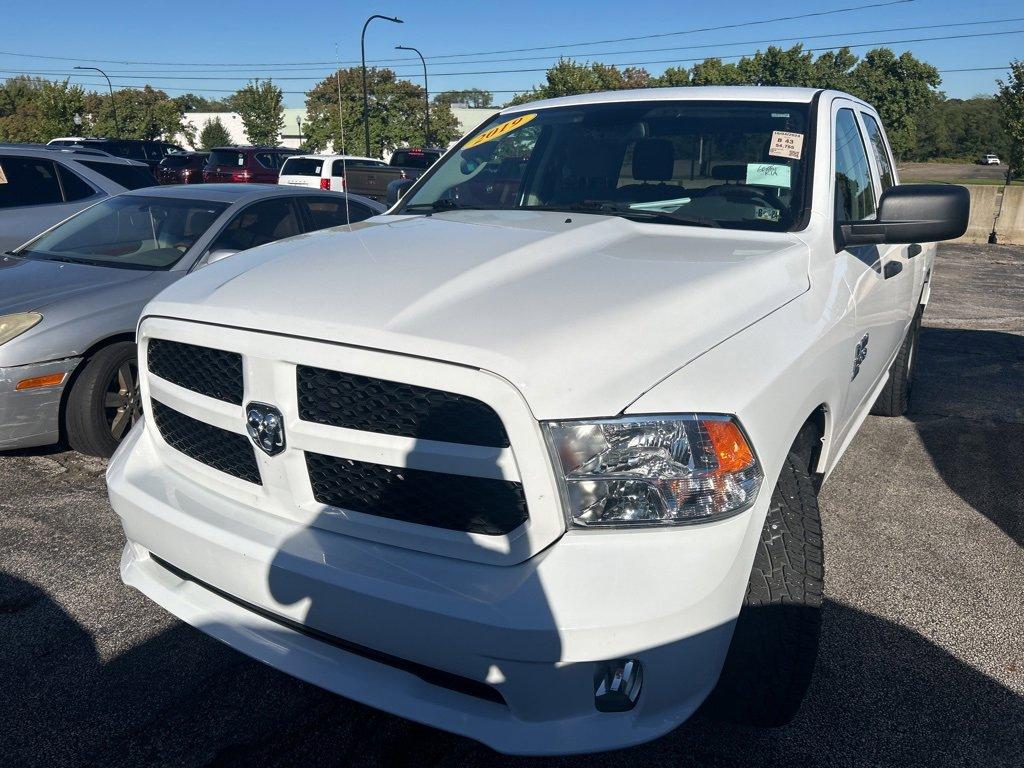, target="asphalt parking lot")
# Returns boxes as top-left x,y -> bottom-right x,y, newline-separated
1,242 -> 1021,768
